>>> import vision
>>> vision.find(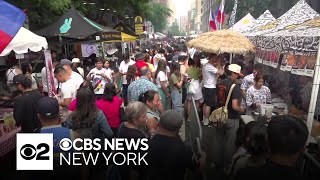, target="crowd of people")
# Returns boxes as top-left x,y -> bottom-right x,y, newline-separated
2,40 -> 311,180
